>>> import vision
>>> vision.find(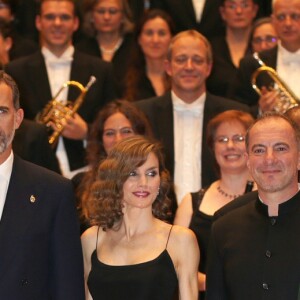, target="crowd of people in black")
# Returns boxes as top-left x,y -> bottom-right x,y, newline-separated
1,0 -> 300,299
